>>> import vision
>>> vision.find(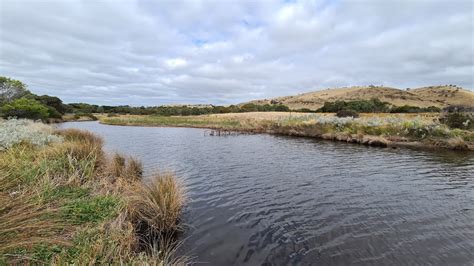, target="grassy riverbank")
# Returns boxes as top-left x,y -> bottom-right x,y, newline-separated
0,119 -> 186,264
100,112 -> 474,151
